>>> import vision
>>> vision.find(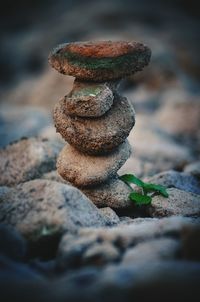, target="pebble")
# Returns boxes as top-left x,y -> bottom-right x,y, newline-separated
82,177 -> 132,209
122,238 -> 180,264
0,137 -> 62,187
64,81 -> 114,117
0,180 -> 108,241
57,140 -> 131,187
54,93 -> 135,154
149,188 -> 200,218
144,170 -> 200,195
